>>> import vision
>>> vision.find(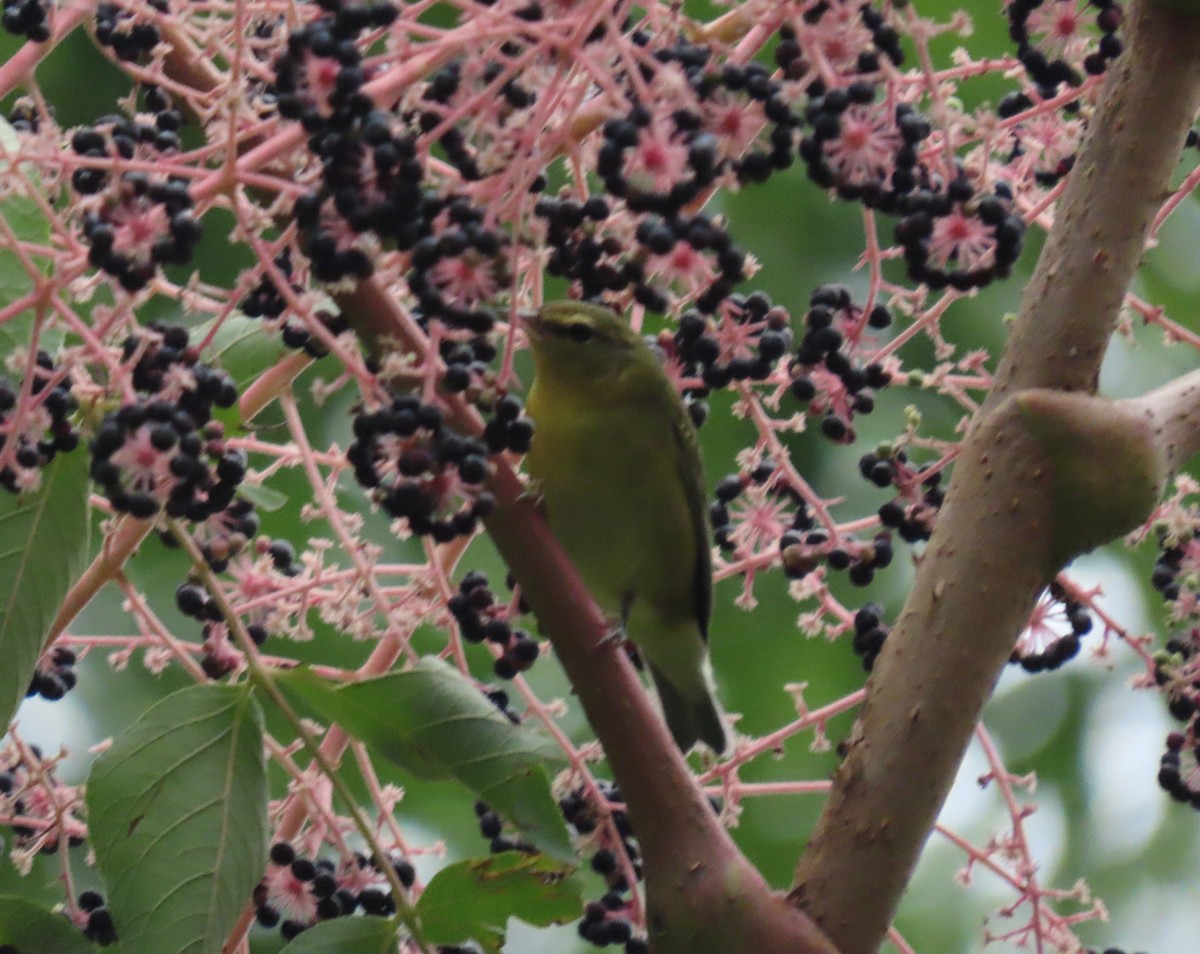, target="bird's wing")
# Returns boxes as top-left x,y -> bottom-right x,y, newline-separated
671,397 -> 712,642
